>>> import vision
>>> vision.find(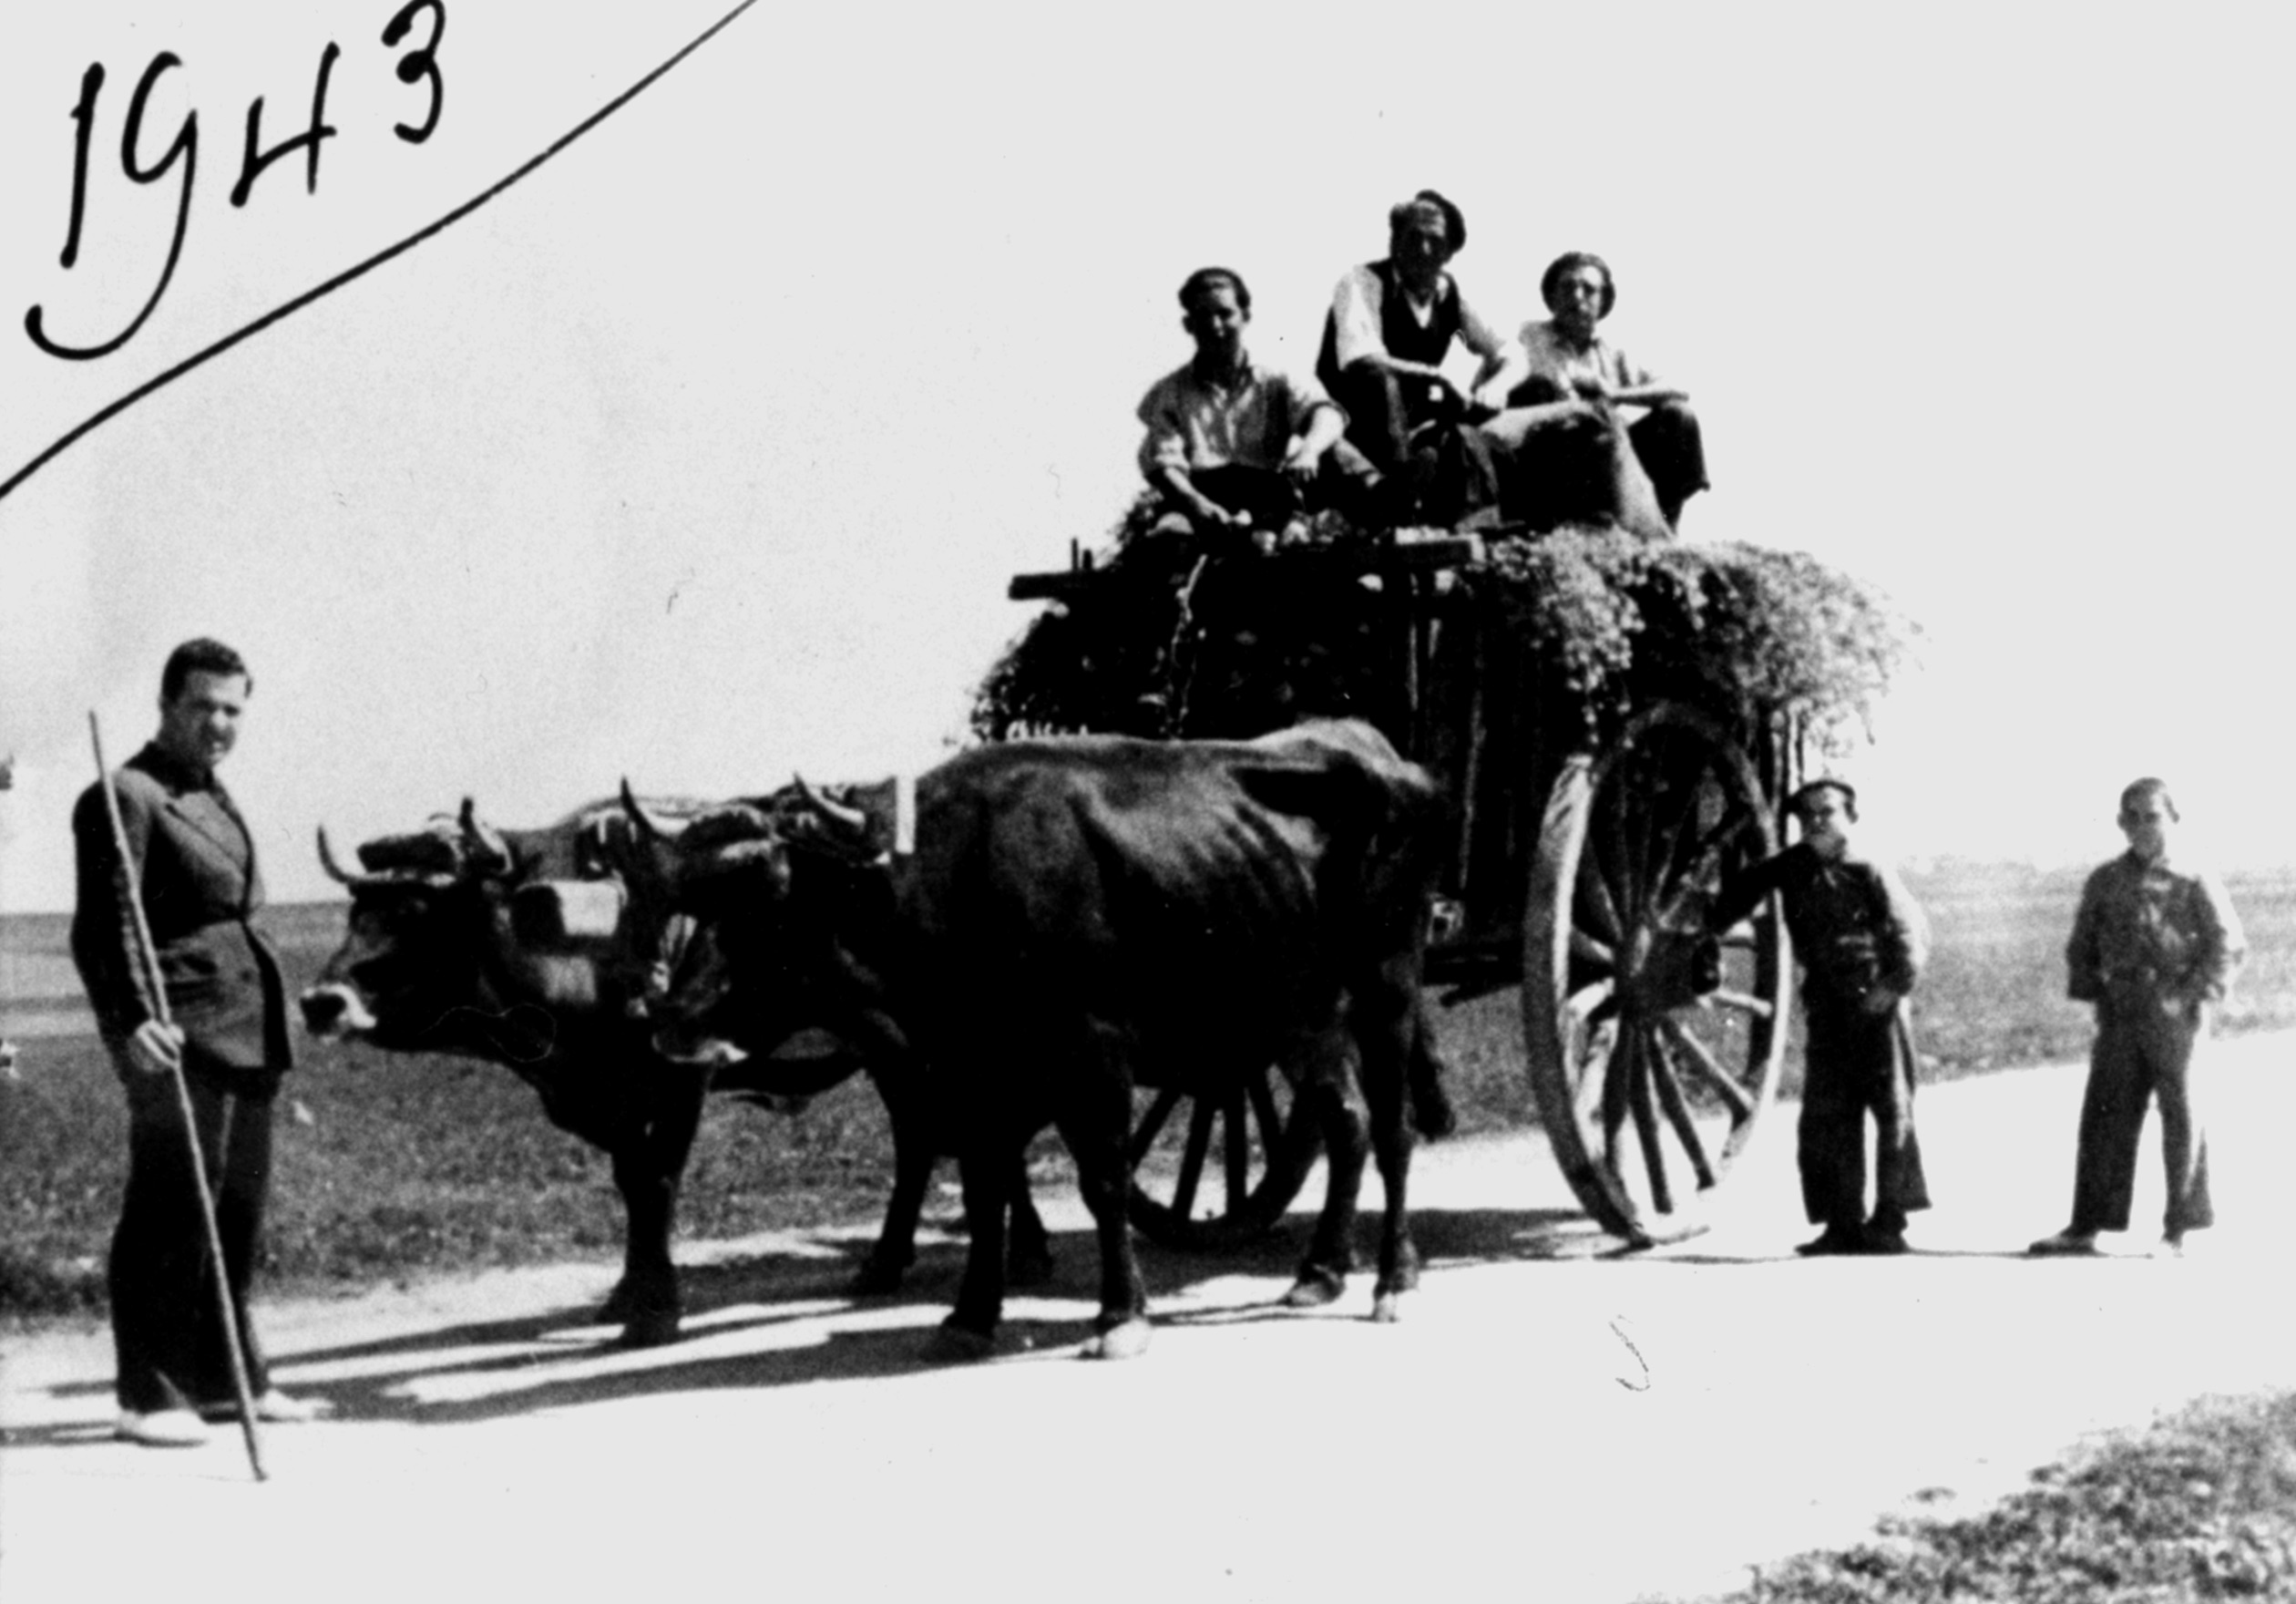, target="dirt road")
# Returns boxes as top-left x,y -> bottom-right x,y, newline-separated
7,1037 -> 2294,1603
